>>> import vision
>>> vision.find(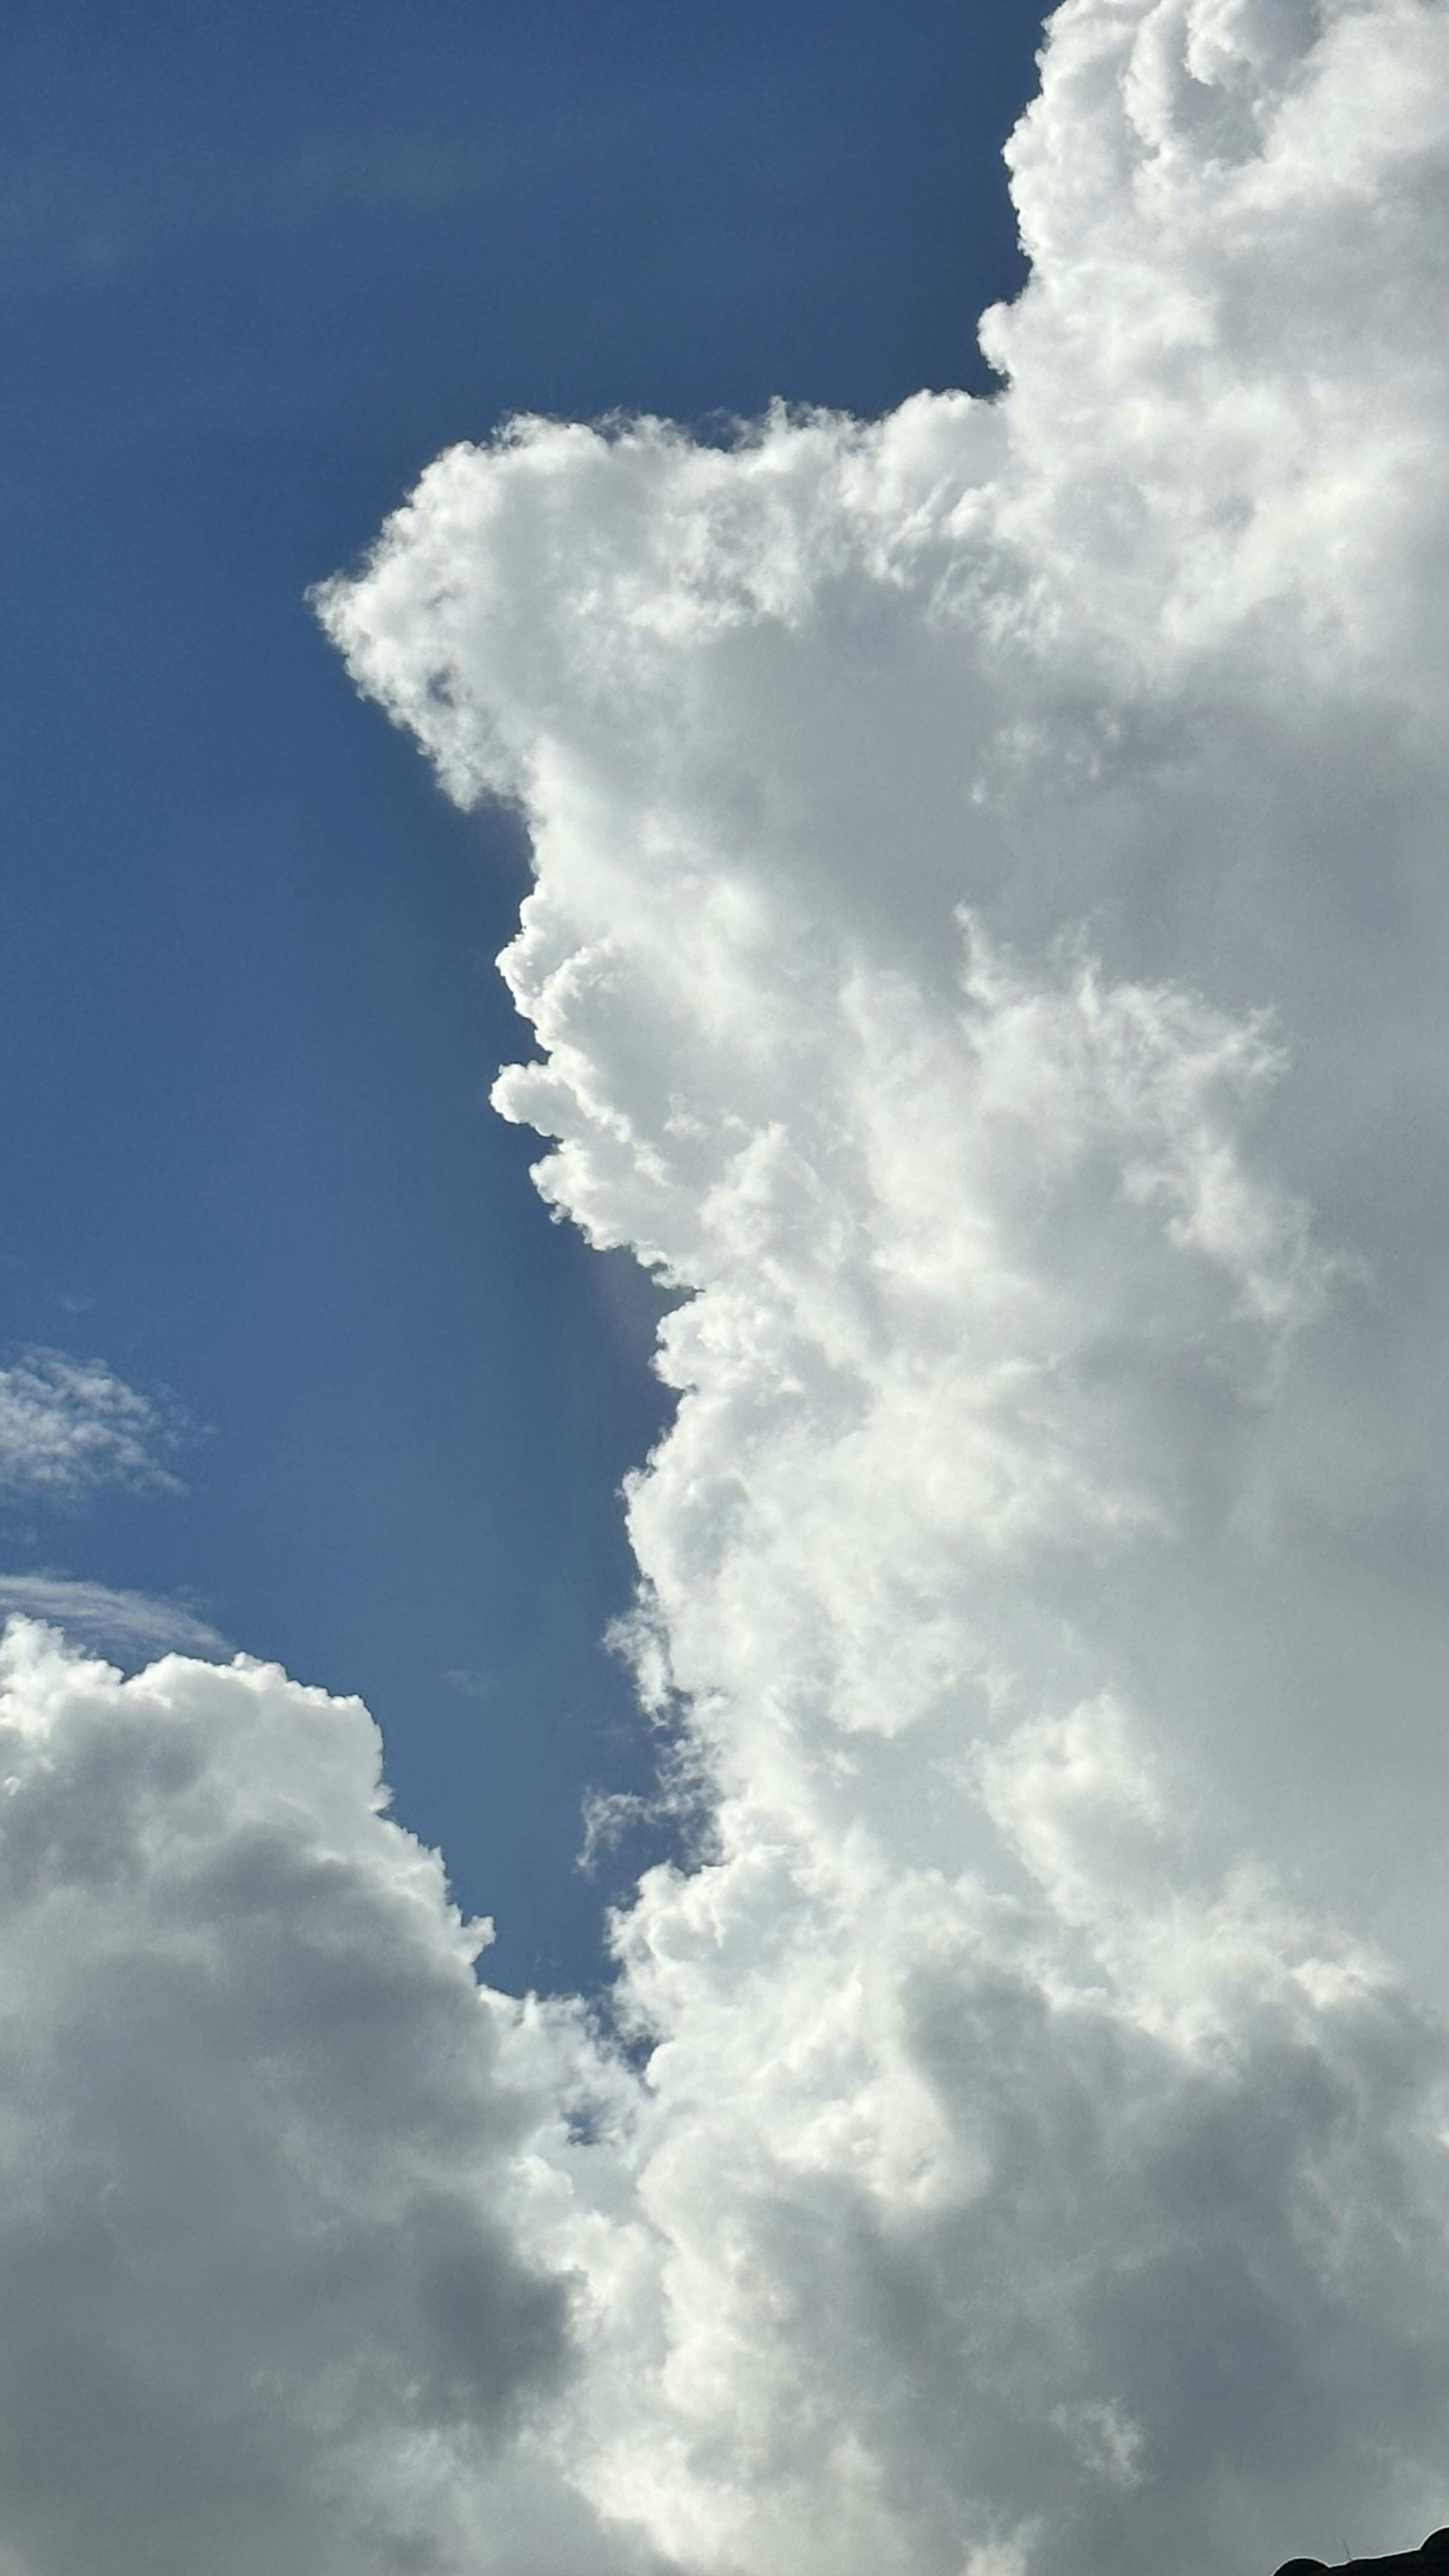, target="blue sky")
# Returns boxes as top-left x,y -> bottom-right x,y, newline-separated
0,0 -> 1043,1992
